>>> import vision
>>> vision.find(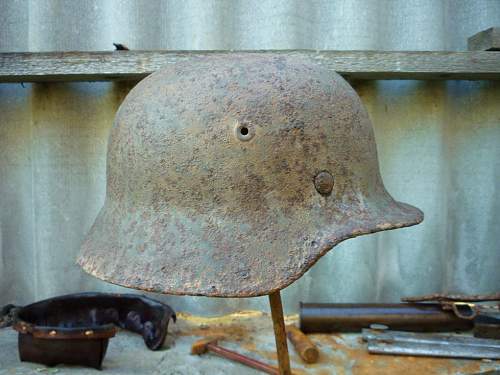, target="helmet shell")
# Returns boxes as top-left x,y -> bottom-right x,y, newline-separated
78,54 -> 423,297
